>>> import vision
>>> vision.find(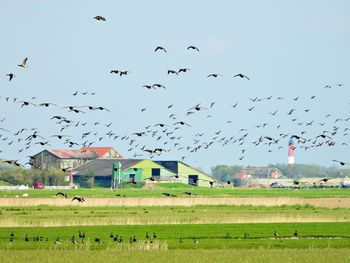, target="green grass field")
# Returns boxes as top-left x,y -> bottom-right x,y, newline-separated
1,187 -> 350,262
1,222 -> 350,250
2,249 -> 350,263
0,184 -> 349,198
